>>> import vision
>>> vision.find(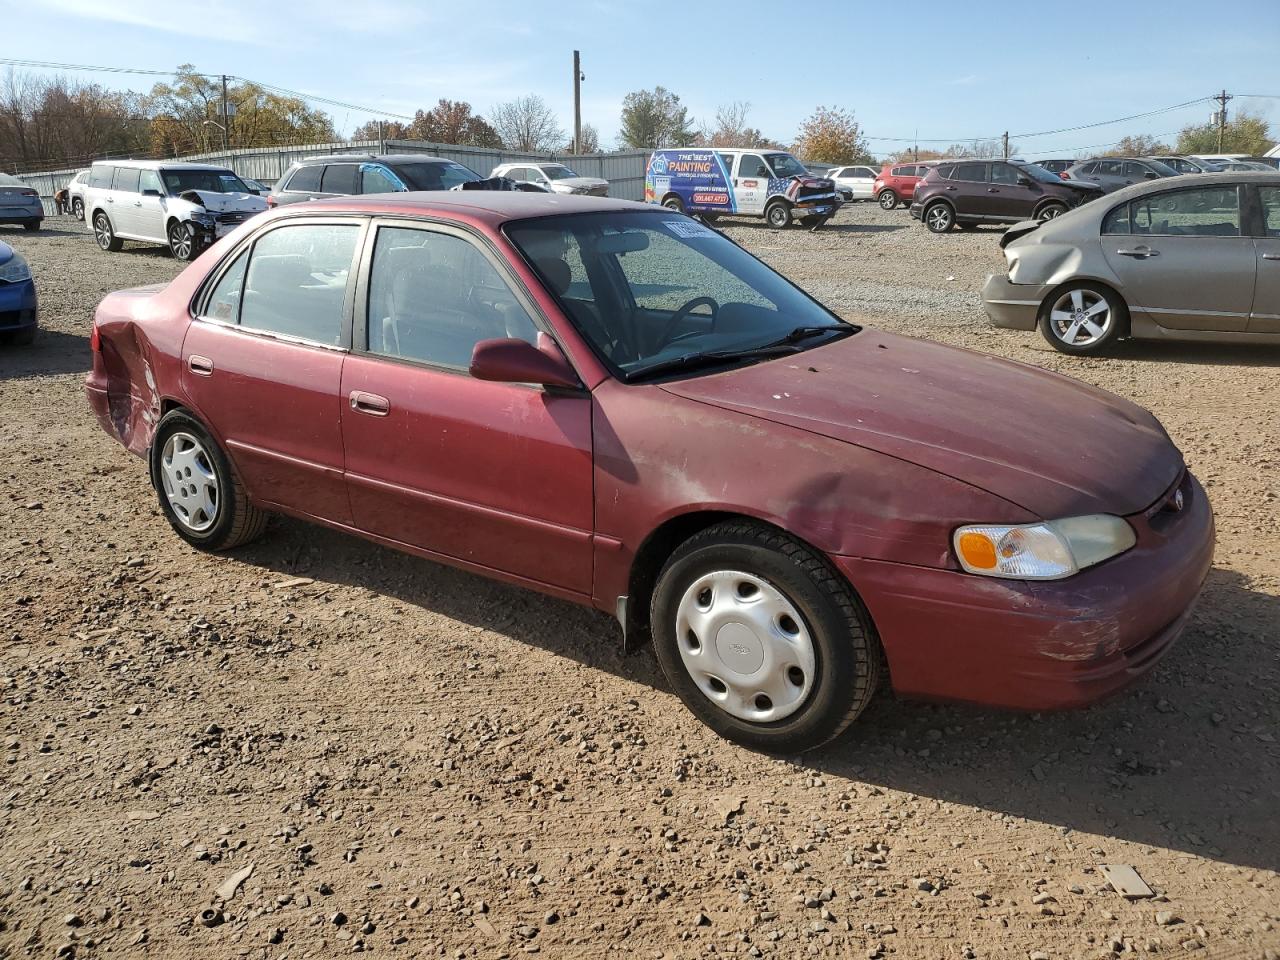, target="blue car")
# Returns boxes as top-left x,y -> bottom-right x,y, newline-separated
0,240 -> 38,344
0,173 -> 43,232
